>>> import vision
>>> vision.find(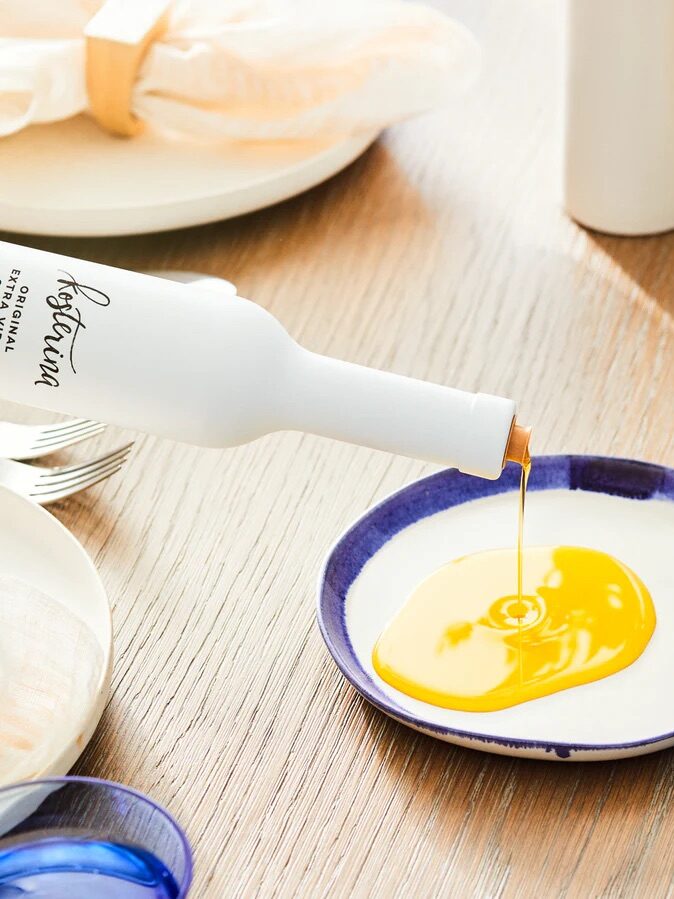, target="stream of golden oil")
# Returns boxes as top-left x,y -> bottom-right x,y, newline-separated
516,452 -> 531,685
